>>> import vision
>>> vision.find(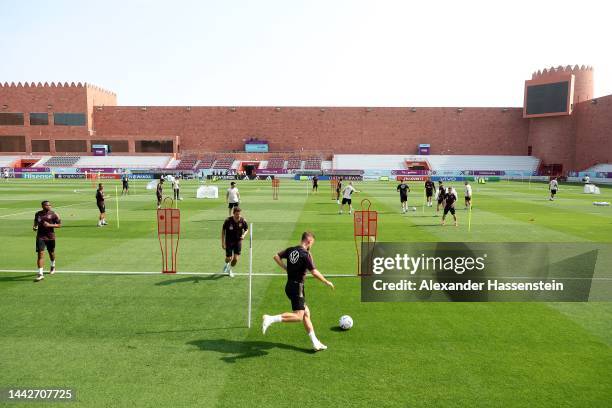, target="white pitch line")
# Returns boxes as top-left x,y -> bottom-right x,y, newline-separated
0,201 -> 91,219
0,269 -> 357,278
